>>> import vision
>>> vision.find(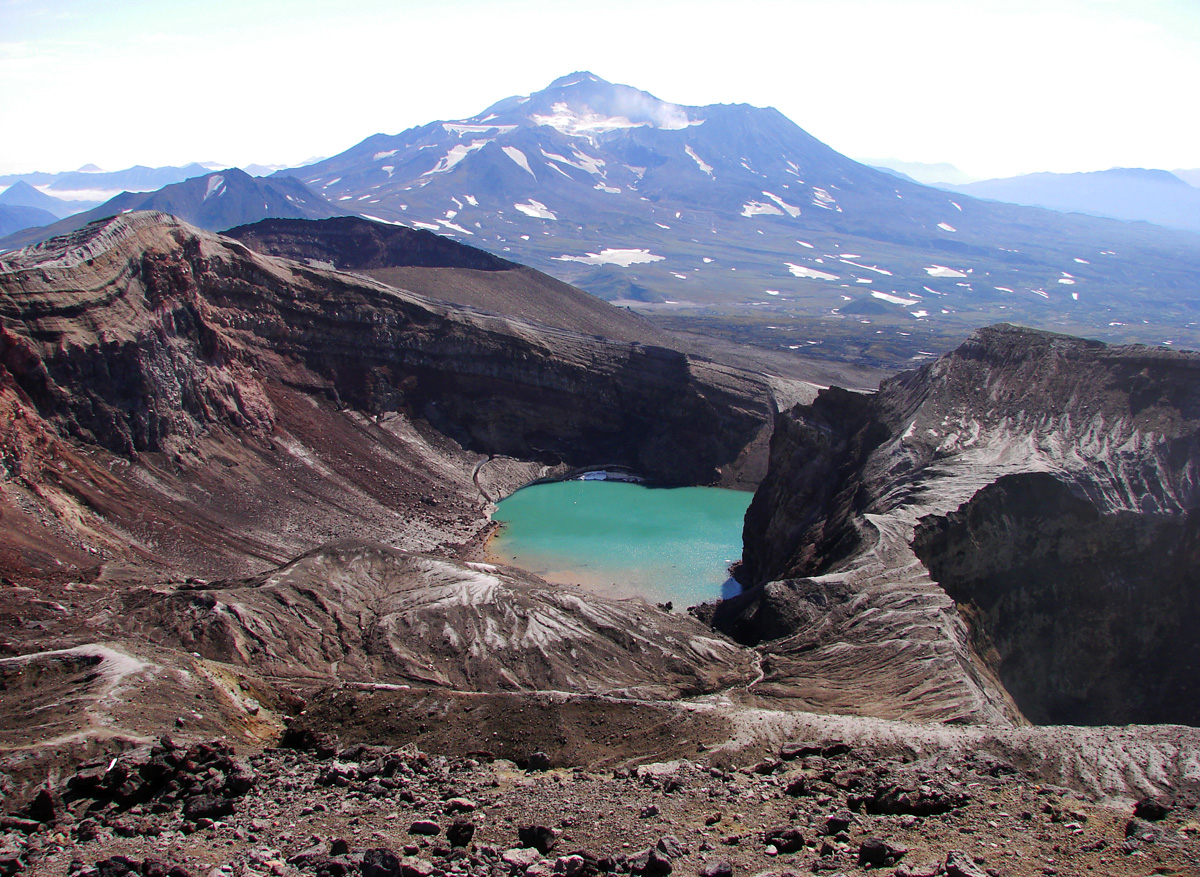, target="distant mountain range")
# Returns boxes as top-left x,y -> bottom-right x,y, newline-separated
0,162 -> 221,201
947,167 -> 1200,235
0,168 -> 348,251
5,73 -> 1200,365
863,159 -> 977,186
267,71 -> 1200,361
0,180 -> 89,219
